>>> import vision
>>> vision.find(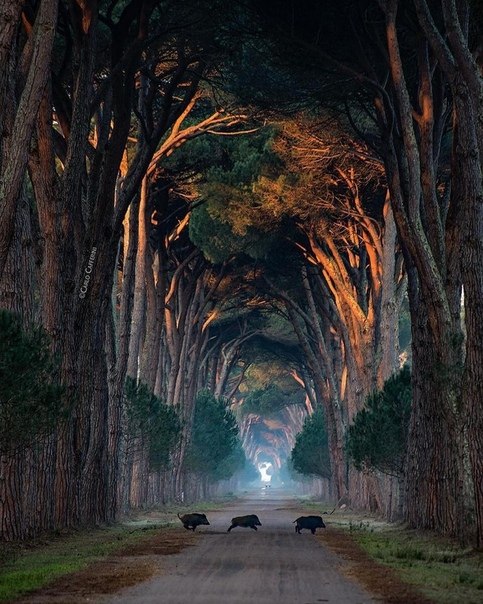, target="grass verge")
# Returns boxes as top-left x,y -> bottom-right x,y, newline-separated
307,504 -> 483,604
0,504 -> 211,603
0,526 -> 166,602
